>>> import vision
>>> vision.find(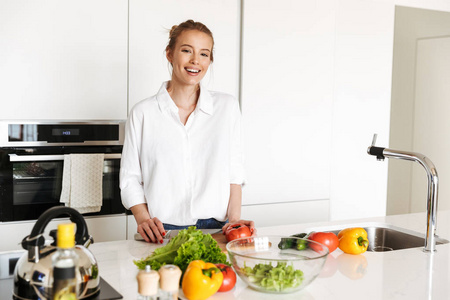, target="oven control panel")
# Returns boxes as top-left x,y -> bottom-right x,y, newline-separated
0,120 -> 125,147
